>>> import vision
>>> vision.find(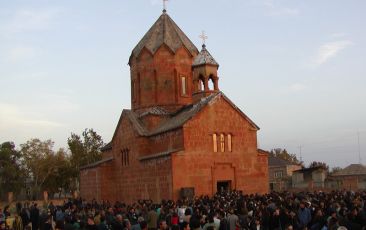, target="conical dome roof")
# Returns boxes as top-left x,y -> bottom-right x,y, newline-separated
192,44 -> 219,67
130,12 -> 199,61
